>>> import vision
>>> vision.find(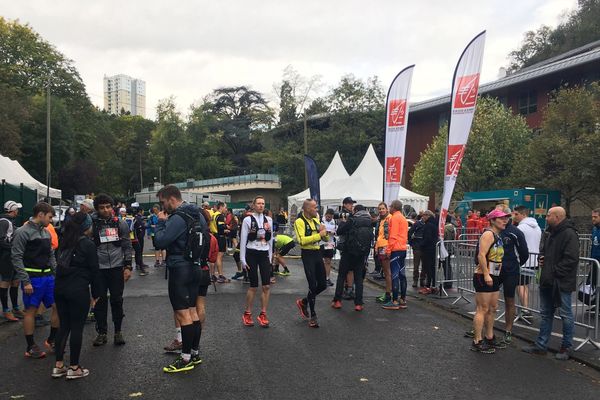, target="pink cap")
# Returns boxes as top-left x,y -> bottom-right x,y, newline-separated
486,209 -> 510,220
